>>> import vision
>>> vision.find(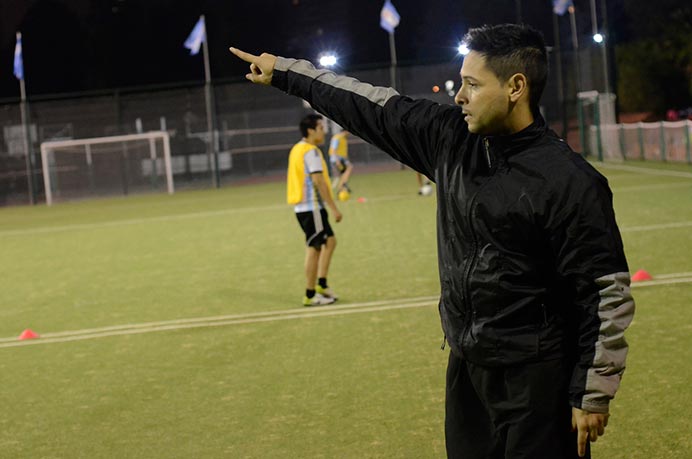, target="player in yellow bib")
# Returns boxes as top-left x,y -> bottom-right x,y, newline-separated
328,129 -> 354,197
287,114 -> 343,306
